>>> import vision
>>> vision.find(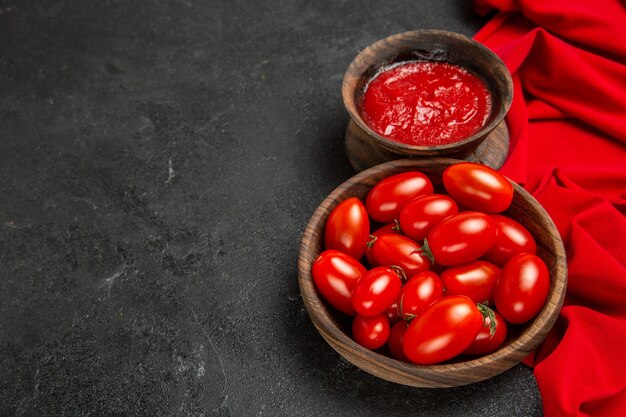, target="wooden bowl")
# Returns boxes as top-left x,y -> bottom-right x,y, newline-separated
298,159 -> 567,388
342,30 -> 513,161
